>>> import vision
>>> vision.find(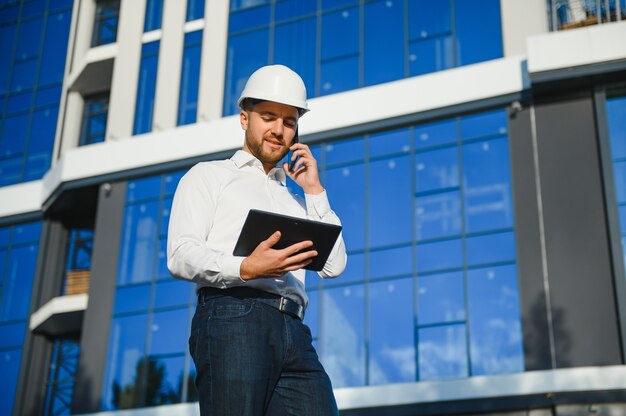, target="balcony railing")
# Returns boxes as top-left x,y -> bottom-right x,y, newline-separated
550,0 -> 625,30
64,269 -> 90,295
